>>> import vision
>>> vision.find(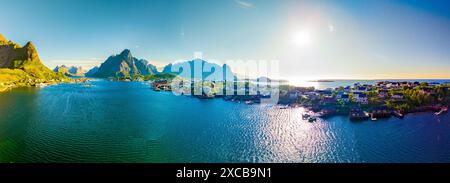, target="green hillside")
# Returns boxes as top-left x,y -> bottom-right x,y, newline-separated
0,34 -> 68,91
